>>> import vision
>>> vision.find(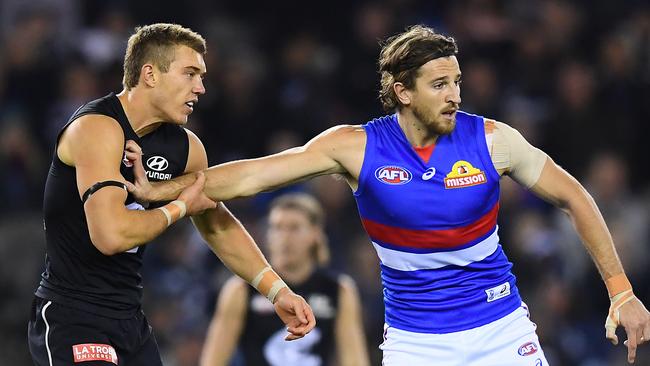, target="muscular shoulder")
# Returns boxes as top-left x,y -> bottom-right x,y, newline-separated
484,119 -> 548,187
309,125 -> 365,166
65,114 -> 124,140
58,114 -> 124,166
311,125 -> 365,148
337,274 -> 360,295
183,127 -> 208,172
